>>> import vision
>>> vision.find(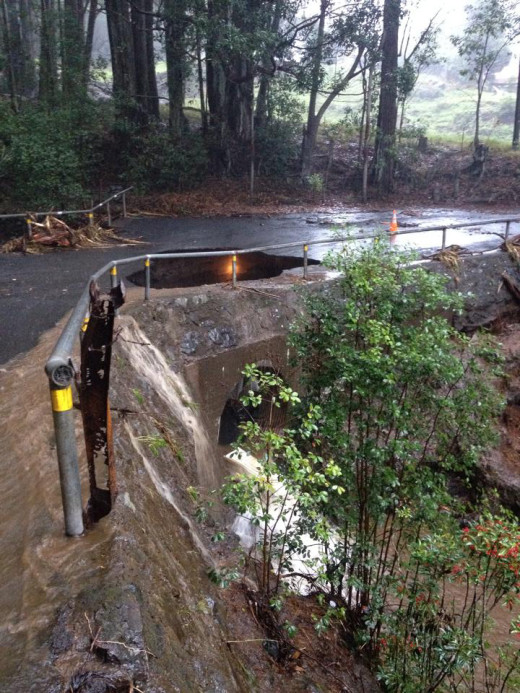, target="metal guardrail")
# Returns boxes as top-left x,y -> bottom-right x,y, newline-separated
0,186 -> 133,236
44,213 -> 520,535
